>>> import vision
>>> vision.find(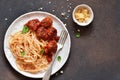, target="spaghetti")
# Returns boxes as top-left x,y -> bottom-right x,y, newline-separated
9,17 -> 59,73
9,30 -> 48,73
